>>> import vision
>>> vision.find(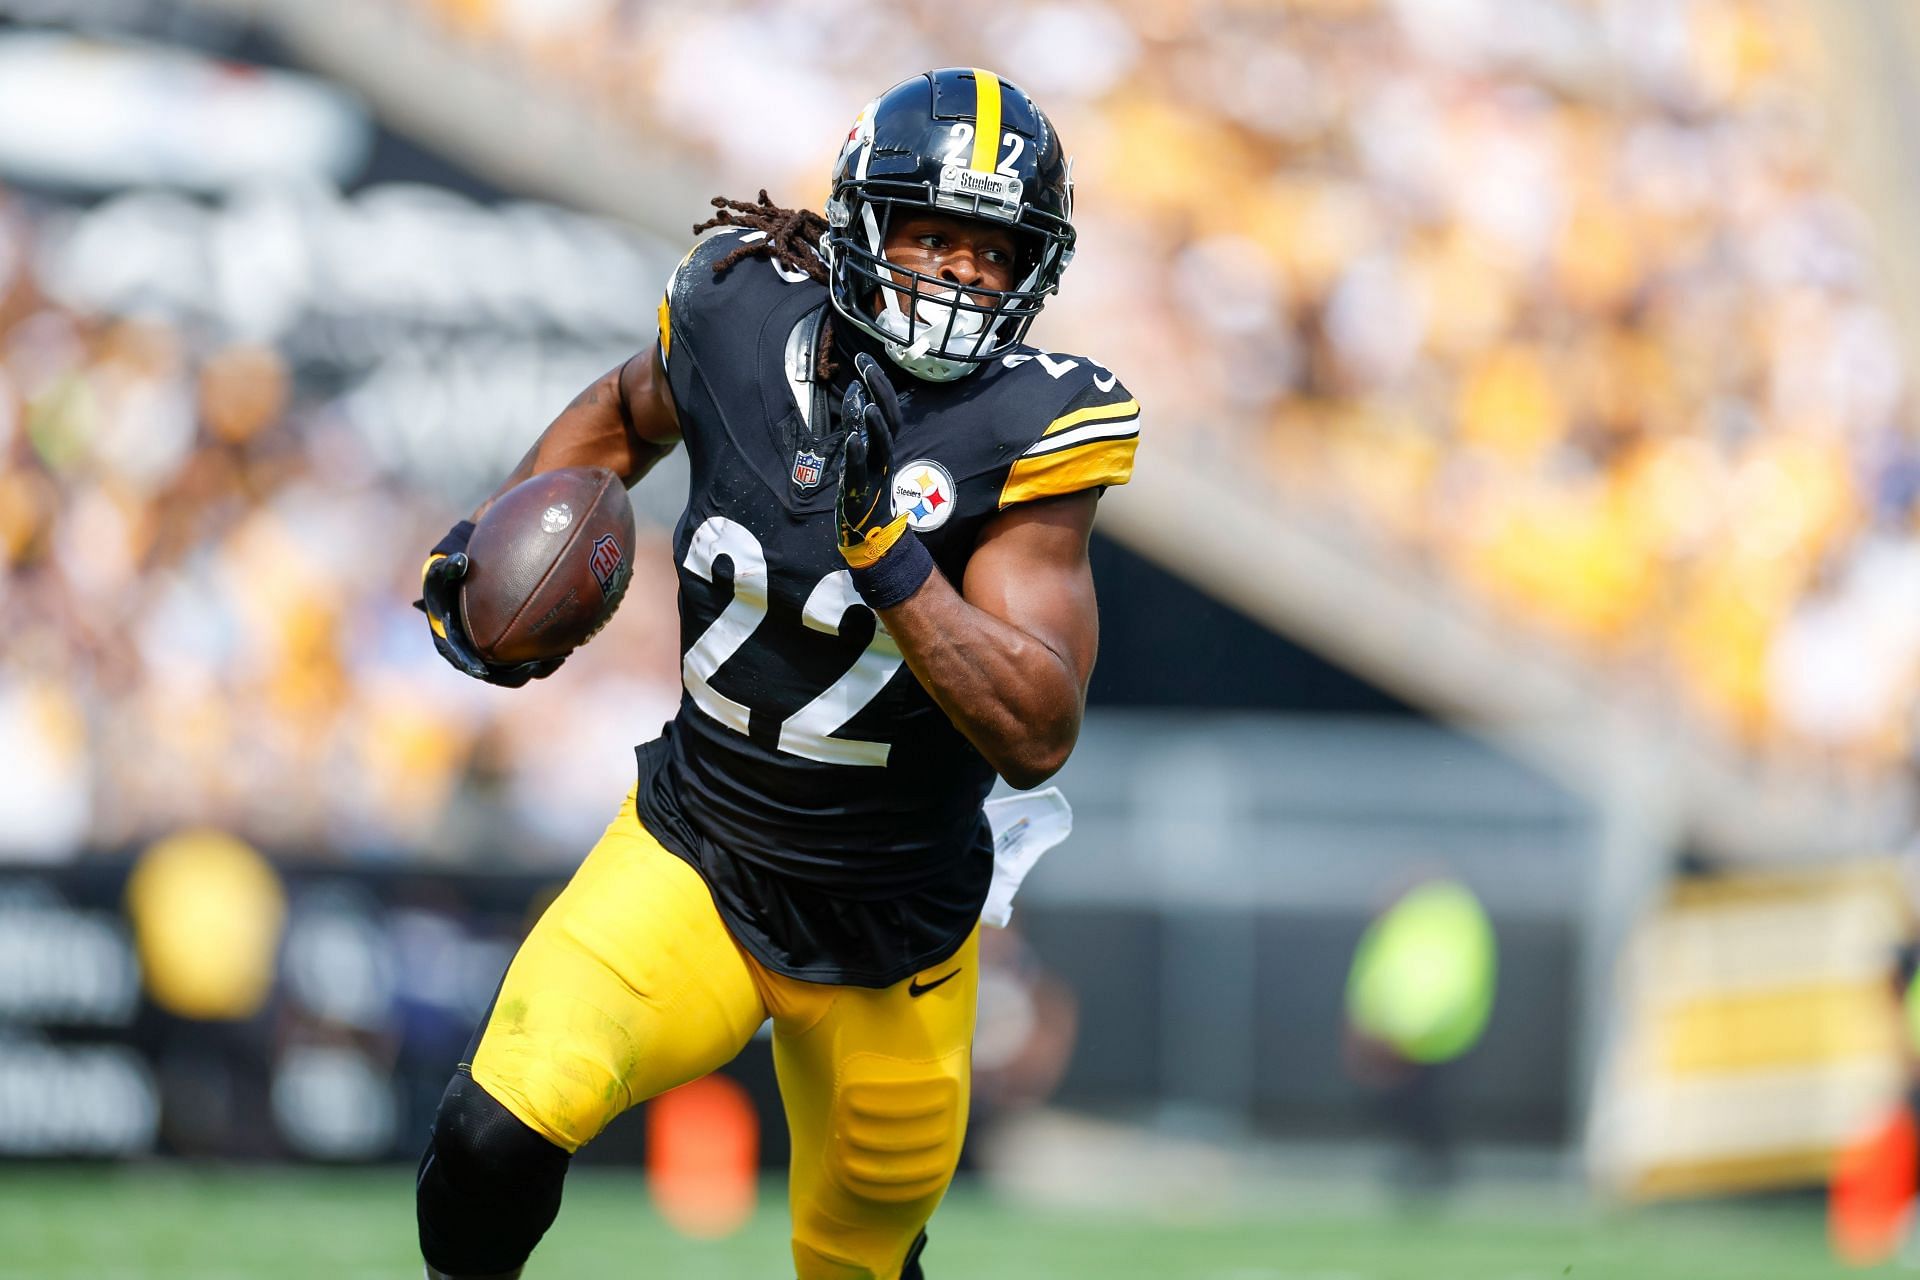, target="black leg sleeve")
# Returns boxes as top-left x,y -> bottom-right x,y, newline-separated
416,1071 -> 571,1277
